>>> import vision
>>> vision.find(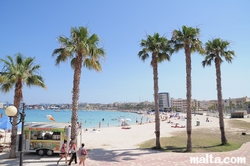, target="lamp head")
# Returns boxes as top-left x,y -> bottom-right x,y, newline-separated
5,106 -> 18,117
